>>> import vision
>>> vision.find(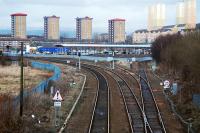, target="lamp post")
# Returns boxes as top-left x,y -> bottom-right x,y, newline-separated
20,42 -> 24,116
